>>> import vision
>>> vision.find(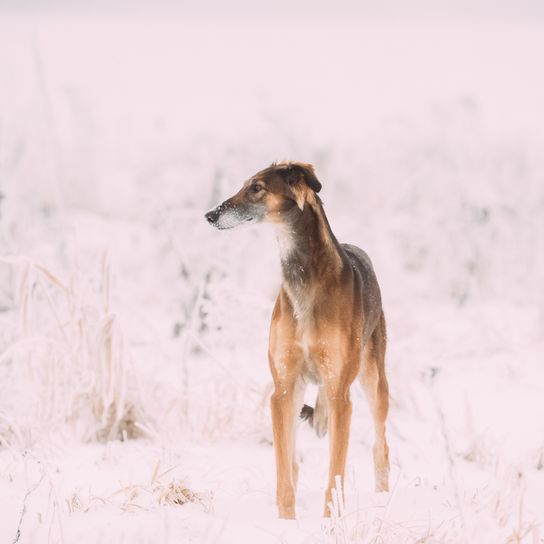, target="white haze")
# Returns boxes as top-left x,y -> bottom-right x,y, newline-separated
0,10 -> 543,544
